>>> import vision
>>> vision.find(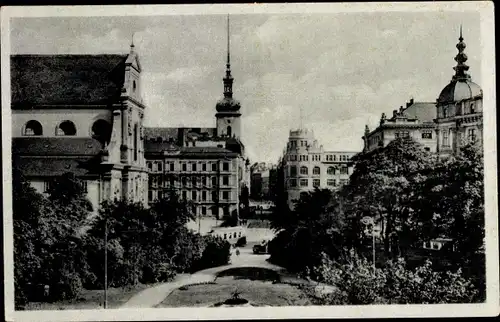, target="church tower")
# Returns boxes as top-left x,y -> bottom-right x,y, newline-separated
215,15 -> 242,139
